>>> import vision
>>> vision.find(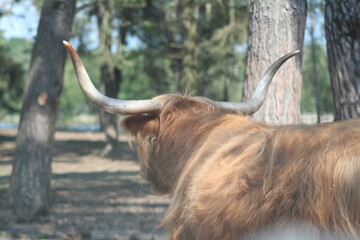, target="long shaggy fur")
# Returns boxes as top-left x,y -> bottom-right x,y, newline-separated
121,94 -> 360,240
